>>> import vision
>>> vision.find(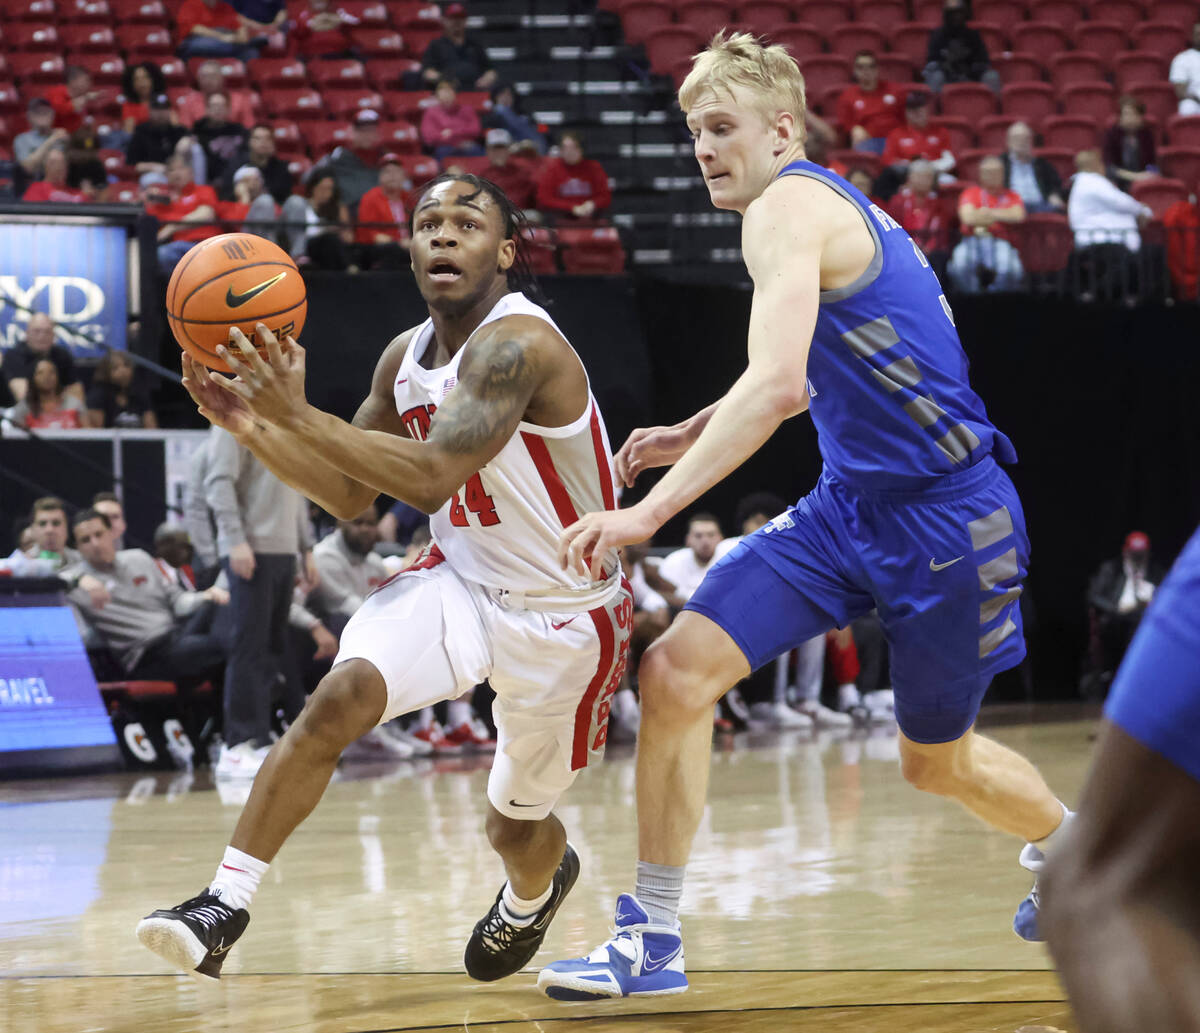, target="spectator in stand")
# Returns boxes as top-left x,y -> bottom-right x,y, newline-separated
15,99 -> 69,182
355,154 -> 412,268
923,0 -> 1000,94
231,0 -> 288,43
477,128 -> 536,210
5,313 -> 82,405
887,160 -> 952,281
847,166 -> 877,201
121,62 -> 168,136
22,149 -> 85,204
1001,121 -> 1065,213
419,3 -> 495,91
126,96 -> 195,179
1084,531 -> 1166,691
145,154 -> 221,274
281,170 -> 355,270
1103,96 -> 1159,191
176,0 -> 260,61
836,50 -> 903,155
224,164 -> 278,231
307,505 -> 388,633
420,78 -> 484,161
154,523 -> 197,590
877,92 -> 955,201
1170,22 -> 1200,115
219,124 -> 293,205
177,60 -> 257,130
656,513 -> 723,605
314,109 -> 384,212
483,82 -> 546,155
291,0 -> 356,59
92,491 -> 128,550
44,66 -> 107,137
949,155 -> 1026,292
1069,149 -> 1152,254
1163,194 -> 1200,300
3,497 -> 86,579
193,92 -> 248,185
86,350 -> 157,429
536,130 -> 611,221
377,498 -> 427,548
8,360 -> 87,429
